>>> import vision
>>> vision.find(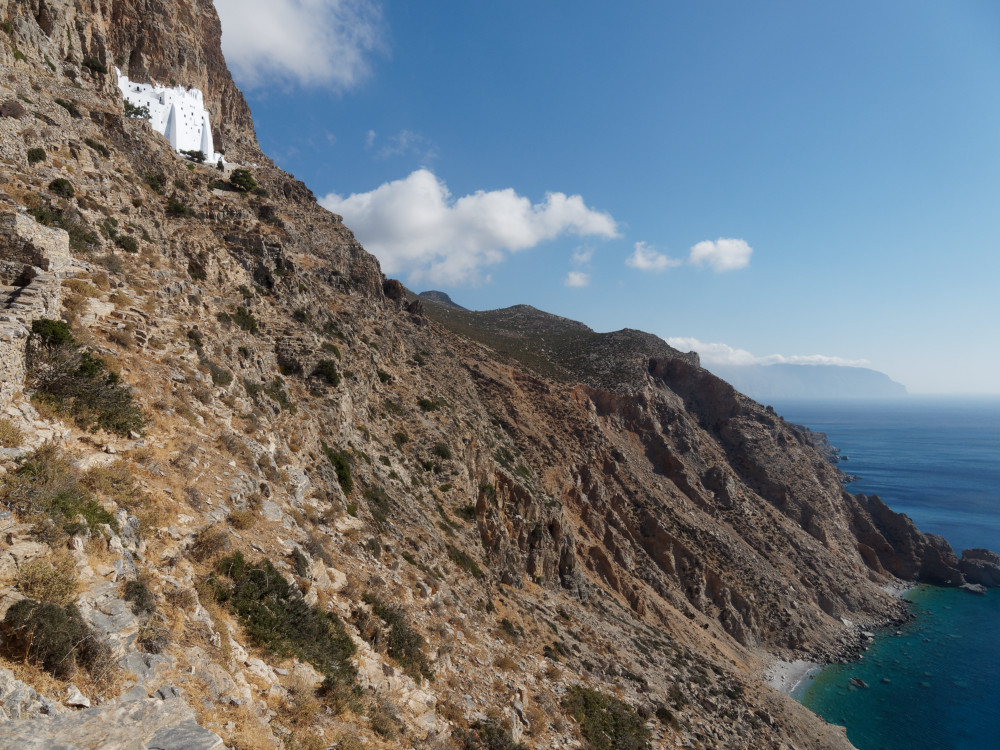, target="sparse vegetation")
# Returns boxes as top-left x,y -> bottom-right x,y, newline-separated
82,56 -> 108,74
229,168 -> 258,193
311,359 -> 341,386
54,98 -> 82,118
562,685 -> 651,750
84,138 -> 110,157
16,552 -> 79,606
0,417 -> 24,448
1,599 -> 114,681
447,544 -> 484,579
48,178 -> 75,198
232,306 -> 259,333
212,553 -> 357,689
124,99 -> 150,119
27,320 -> 146,436
322,442 -> 353,495
433,442 -> 453,460
166,195 -> 194,218
27,147 -> 46,165
358,594 -> 432,682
